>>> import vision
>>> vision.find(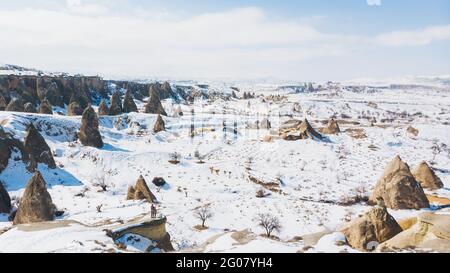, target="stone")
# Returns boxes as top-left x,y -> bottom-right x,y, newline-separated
38,99 -> 53,115
122,90 -> 138,113
23,102 -> 37,113
0,182 -> 11,214
145,89 -> 167,116
153,114 -> 165,133
13,171 -> 55,225
109,91 -> 122,116
127,175 -> 157,203
5,98 -> 24,112
320,119 -> 340,134
23,123 -> 56,169
369,156 -> 429,210
411,161 -> 444,190
78,106 -> 104,148
67,101 -> 83,116
98,99 -> 109,116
